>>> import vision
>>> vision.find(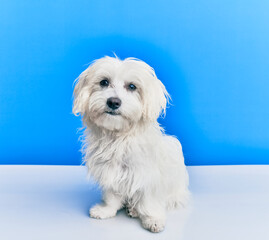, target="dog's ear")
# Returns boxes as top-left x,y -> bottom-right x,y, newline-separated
143,74 -> 170,122
72,69 -> 90,116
